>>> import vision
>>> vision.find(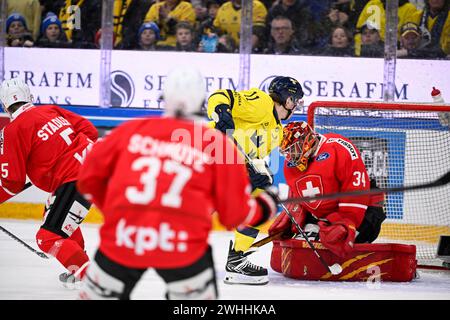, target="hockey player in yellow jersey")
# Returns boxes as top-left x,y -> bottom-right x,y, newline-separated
207,76 -> 304,285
